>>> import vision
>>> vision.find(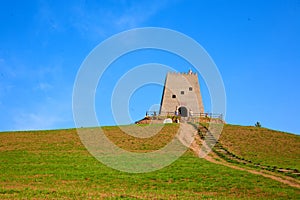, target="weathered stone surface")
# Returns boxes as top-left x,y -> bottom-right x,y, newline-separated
160,70 -> 204,116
